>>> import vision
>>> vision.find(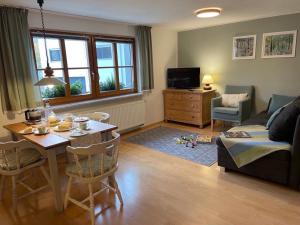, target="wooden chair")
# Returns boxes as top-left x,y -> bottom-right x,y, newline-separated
64,132 -> 123,225
79,112 -> 110,123
0,140 -> 52,211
